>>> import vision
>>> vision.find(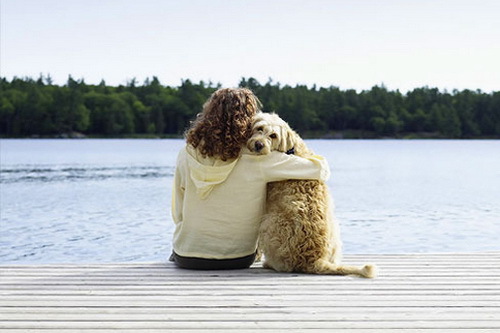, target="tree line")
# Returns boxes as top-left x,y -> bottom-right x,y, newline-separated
1,76 -> 499,138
